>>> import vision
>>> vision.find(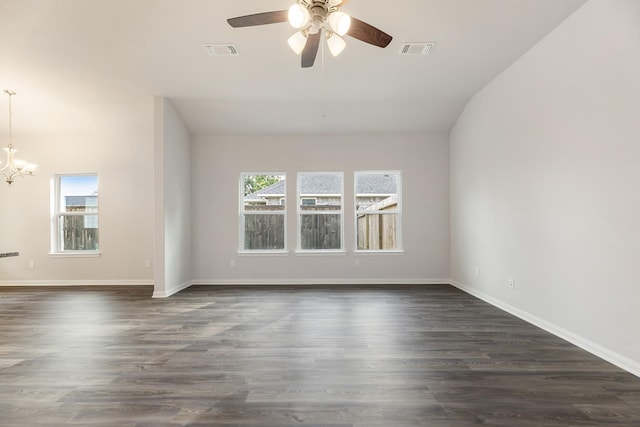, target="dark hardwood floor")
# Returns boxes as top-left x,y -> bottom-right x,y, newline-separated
1,284 -> 639,426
